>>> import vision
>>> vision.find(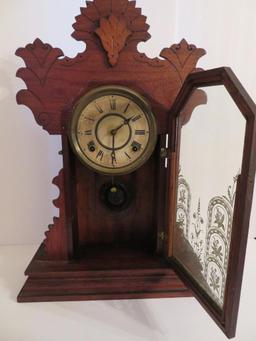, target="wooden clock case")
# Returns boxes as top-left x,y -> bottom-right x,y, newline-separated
16,0 -> 256,338
16,0 -> 206,302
